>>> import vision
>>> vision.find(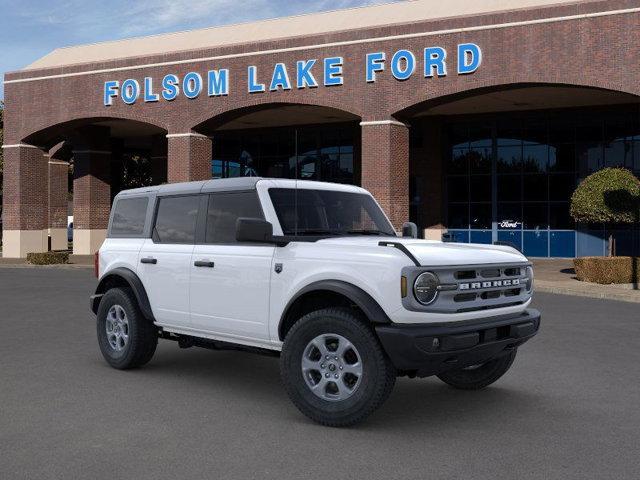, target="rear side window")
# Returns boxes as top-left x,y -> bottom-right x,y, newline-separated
110,197 -> 148,236
153,195 -> 200,244
205,192 -> 263,243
